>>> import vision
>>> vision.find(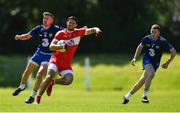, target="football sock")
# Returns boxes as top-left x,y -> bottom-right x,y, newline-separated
30,90 -> 37,98
143,89 -> 148,97
125,92 -> 132,99
19,83 -> 25,90
52,79 -> 55,85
